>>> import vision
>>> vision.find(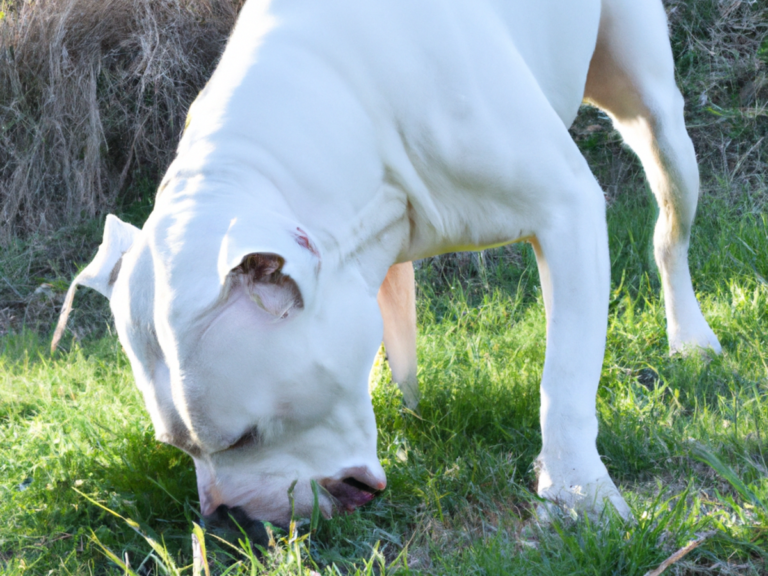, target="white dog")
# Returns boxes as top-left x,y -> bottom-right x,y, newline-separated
54,0 -> 720,528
